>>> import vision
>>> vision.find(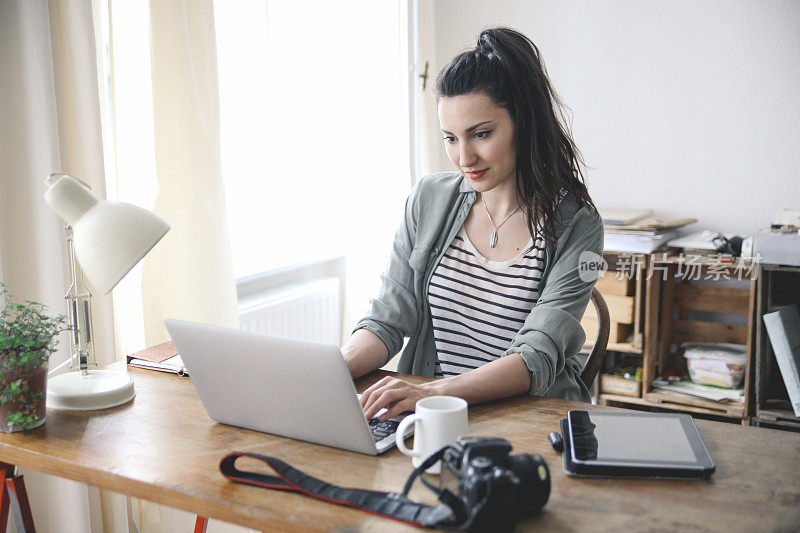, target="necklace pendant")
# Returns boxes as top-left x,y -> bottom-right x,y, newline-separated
490,230 -> 498,248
